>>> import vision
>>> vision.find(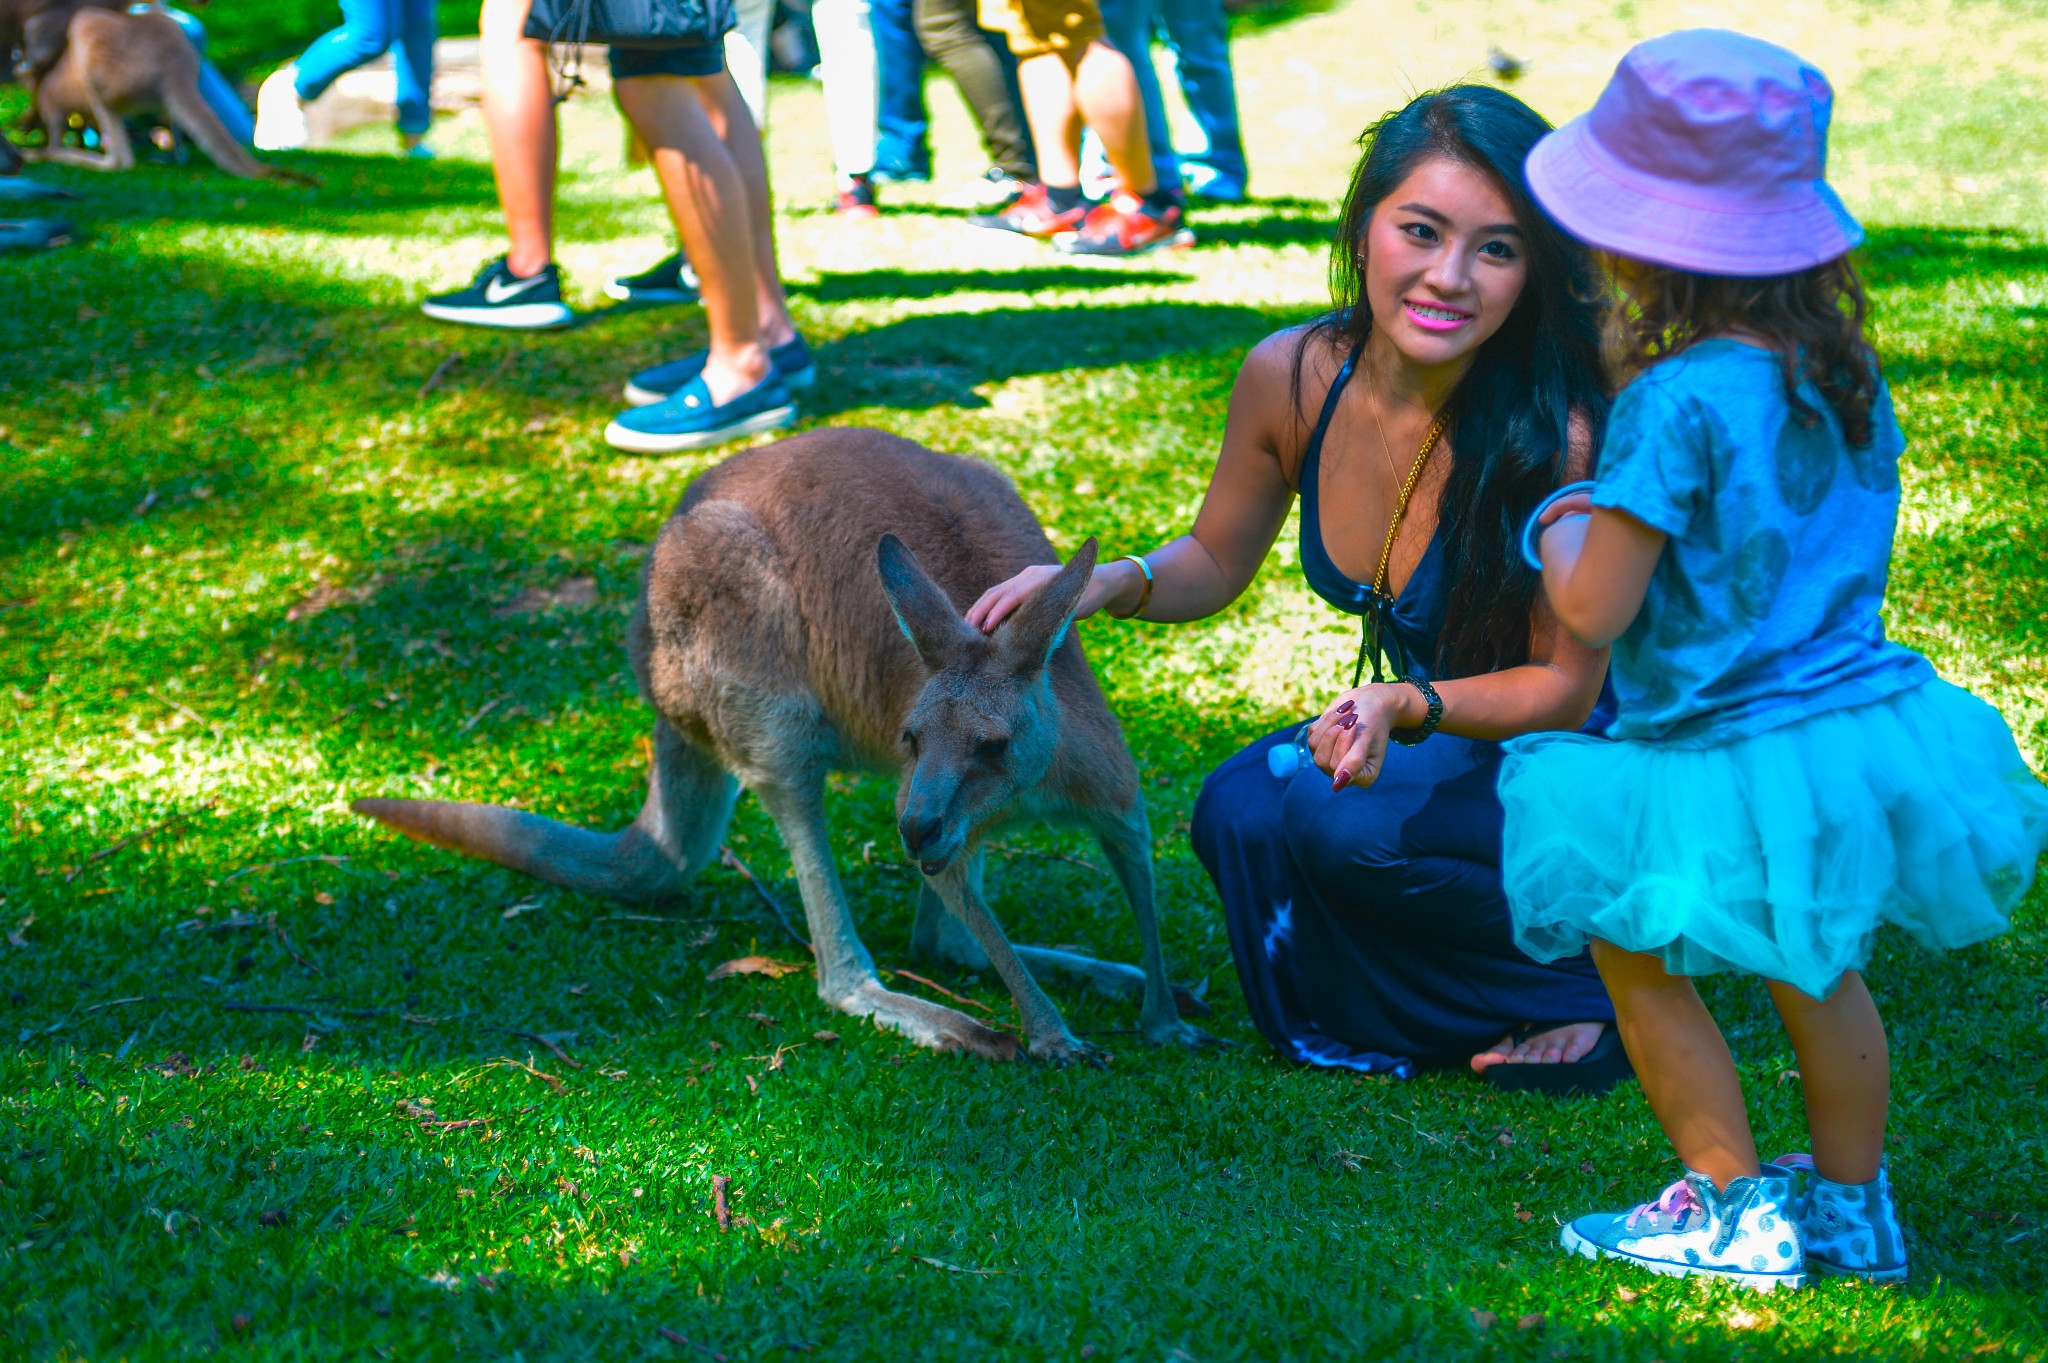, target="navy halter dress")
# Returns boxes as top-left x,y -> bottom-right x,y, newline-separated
1190,349 -> 1616,1075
